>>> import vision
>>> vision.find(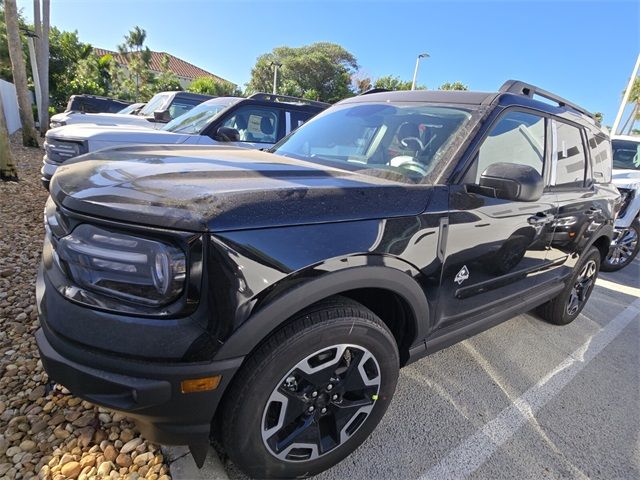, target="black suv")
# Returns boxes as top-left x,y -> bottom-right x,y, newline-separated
36,80 -> 617,479
64,94 -> 132,114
